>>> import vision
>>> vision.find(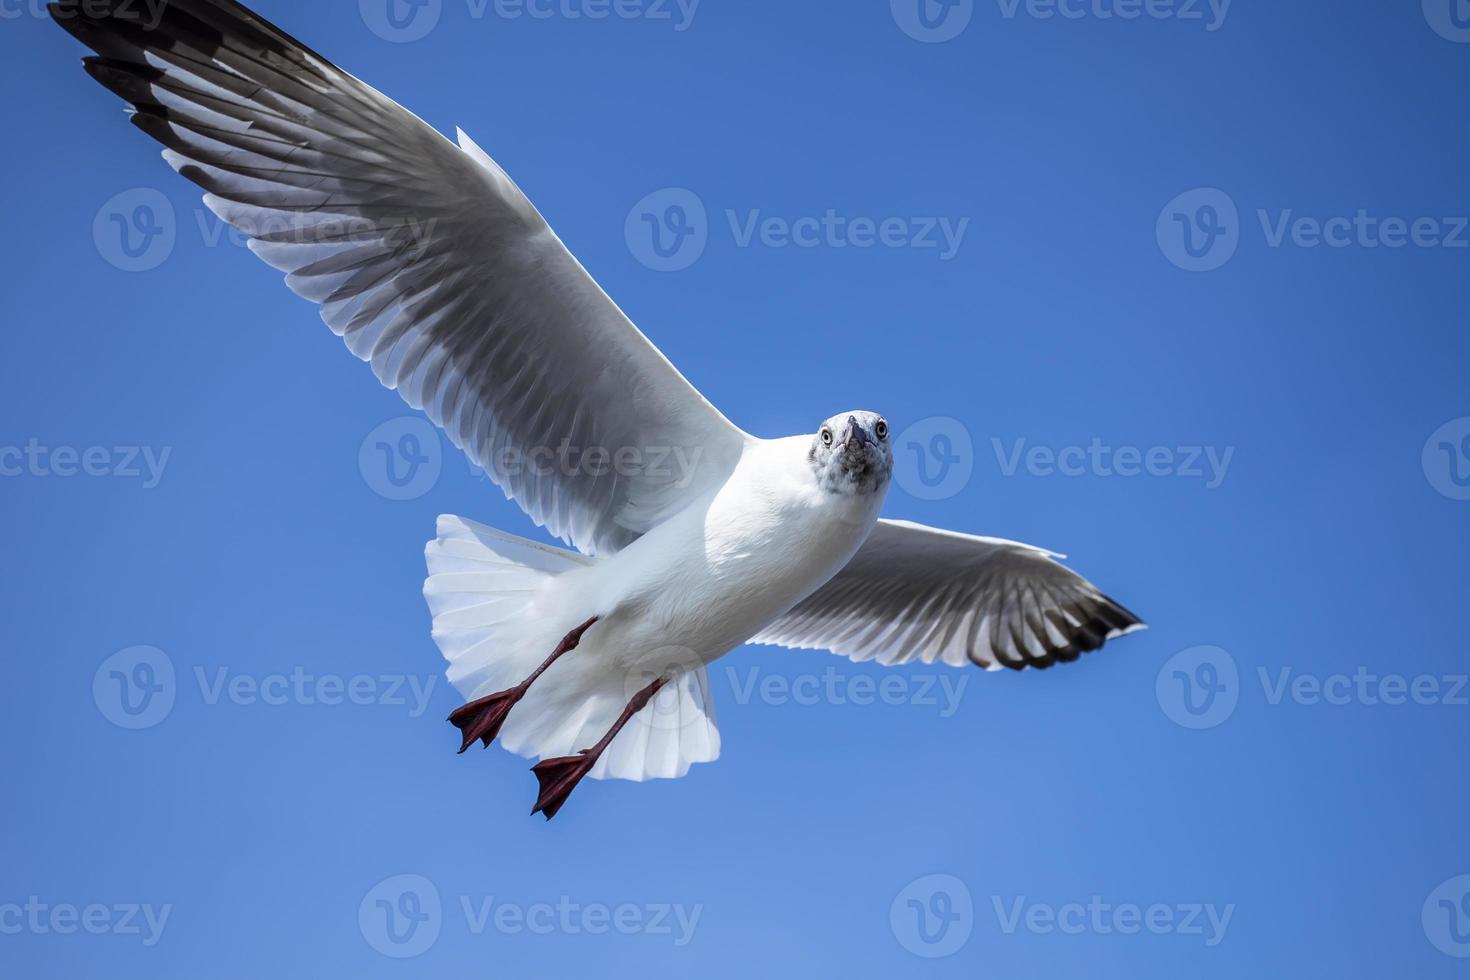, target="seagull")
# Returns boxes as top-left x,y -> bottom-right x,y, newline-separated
53,0 -> 1145,819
